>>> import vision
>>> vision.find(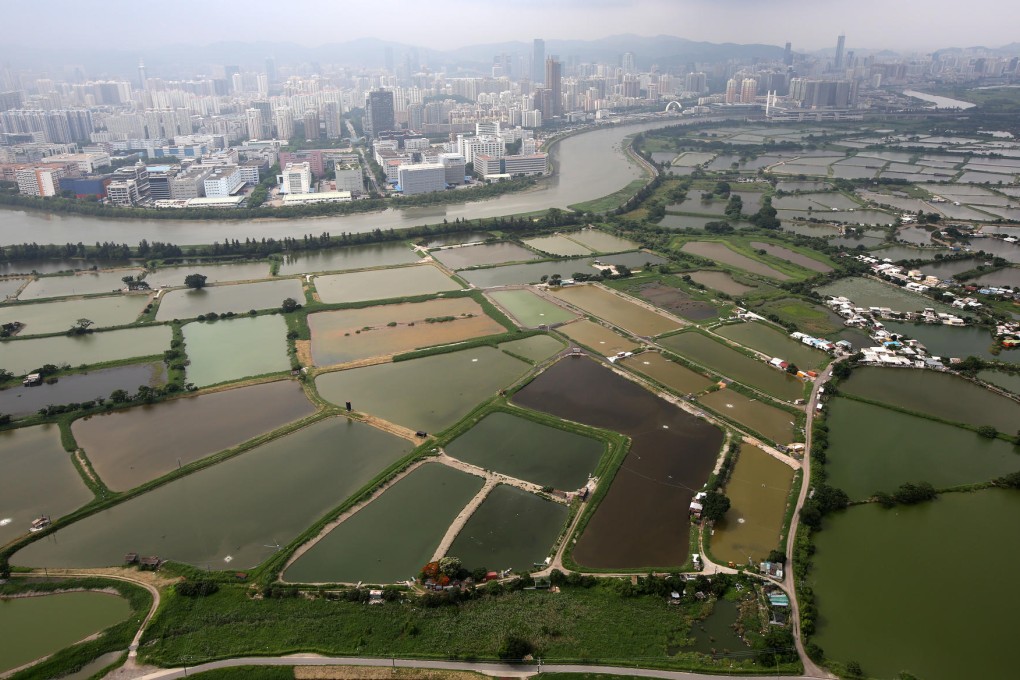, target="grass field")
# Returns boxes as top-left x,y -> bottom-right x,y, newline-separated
569,180 -> 648,214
